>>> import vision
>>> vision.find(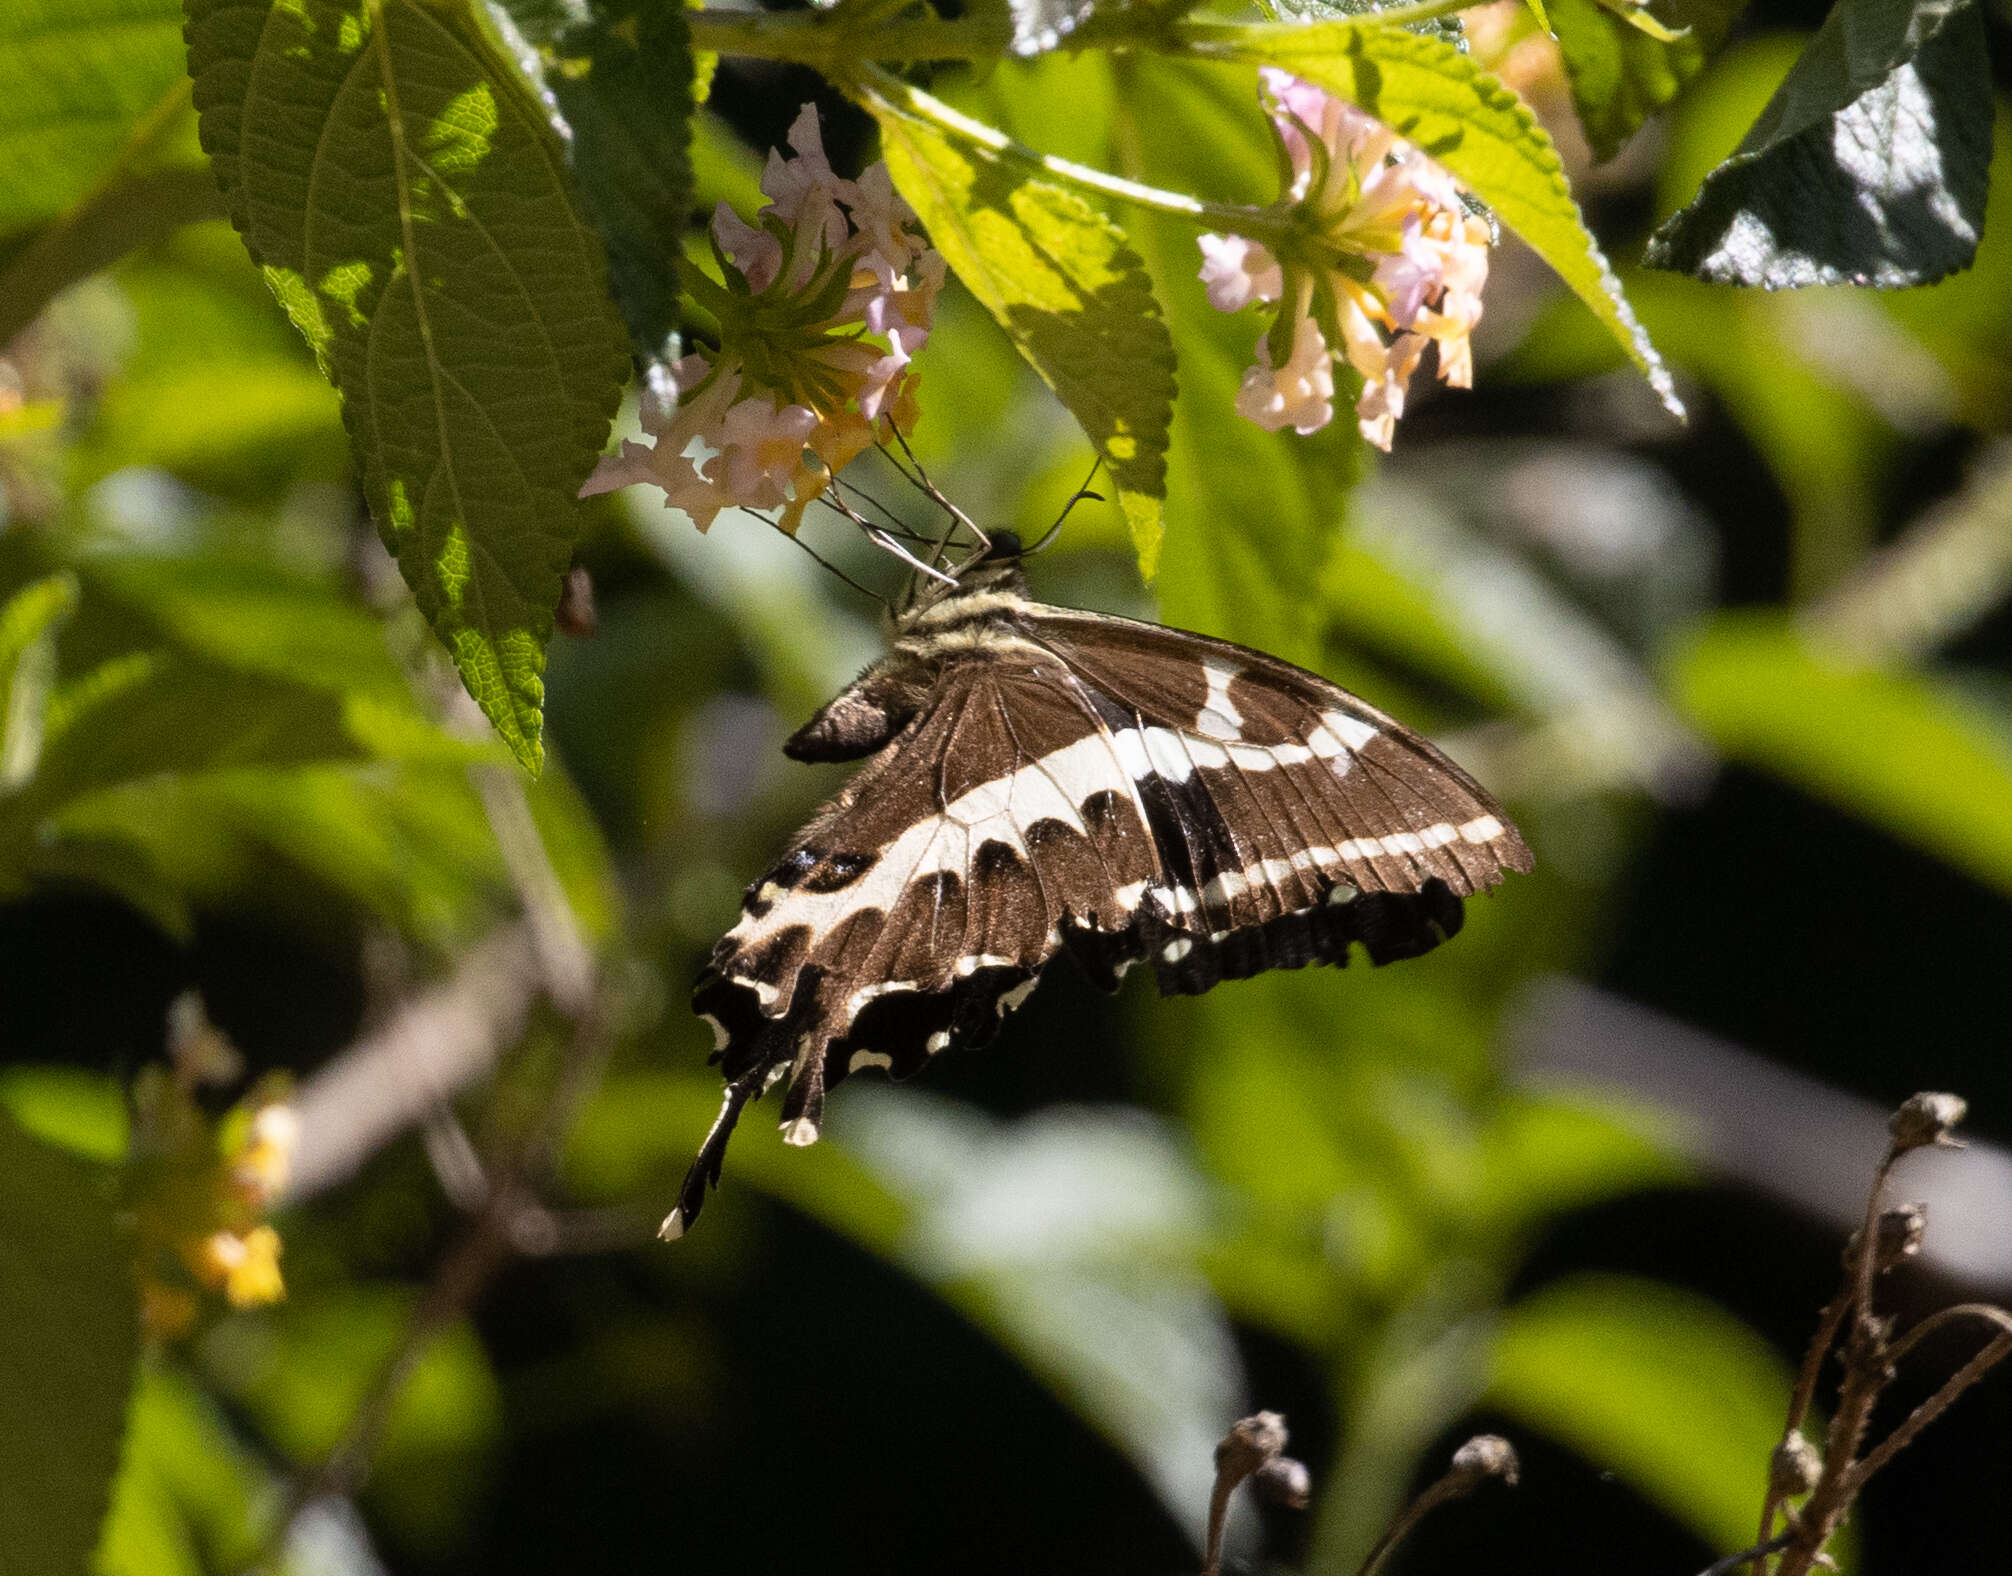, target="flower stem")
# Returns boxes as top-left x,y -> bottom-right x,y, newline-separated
686,0 -> 1477,68
847,64 -> 1289,243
